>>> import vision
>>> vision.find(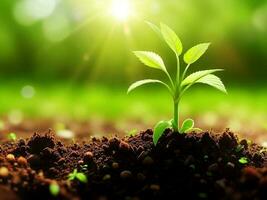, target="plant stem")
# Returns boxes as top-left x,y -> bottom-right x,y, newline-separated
173,53 -> 180,132
173,100 -> 179,132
